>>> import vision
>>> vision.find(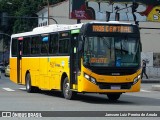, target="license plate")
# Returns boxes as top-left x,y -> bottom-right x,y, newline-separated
111,85 -> 121,90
